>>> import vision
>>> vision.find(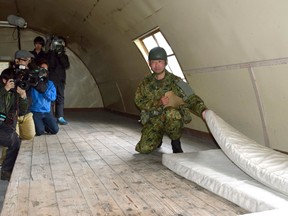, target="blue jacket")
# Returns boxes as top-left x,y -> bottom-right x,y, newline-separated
30,80 -> 56,113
